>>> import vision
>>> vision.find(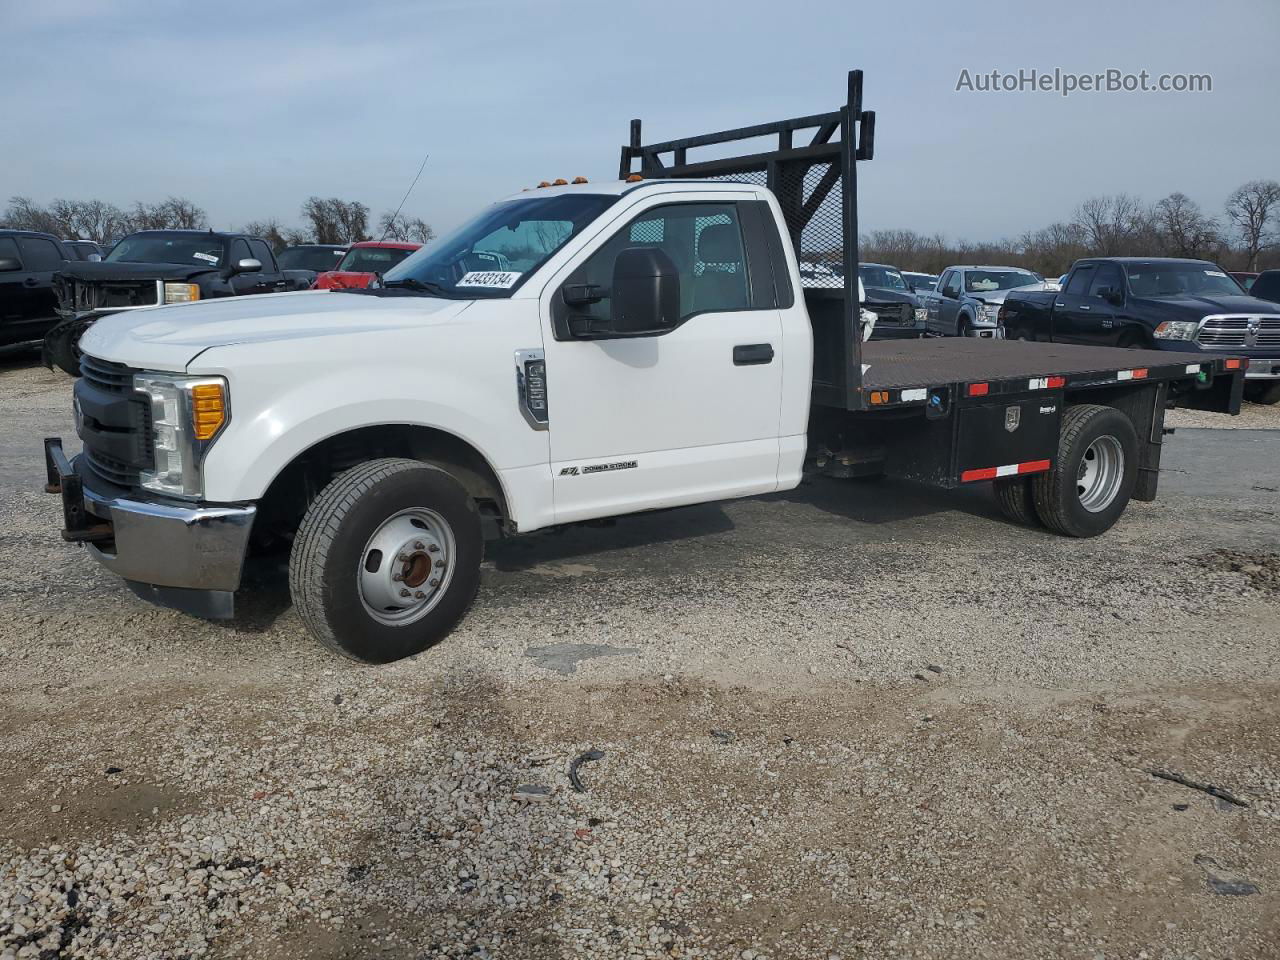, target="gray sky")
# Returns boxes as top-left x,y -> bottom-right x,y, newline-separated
4,0 -> 1277,241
